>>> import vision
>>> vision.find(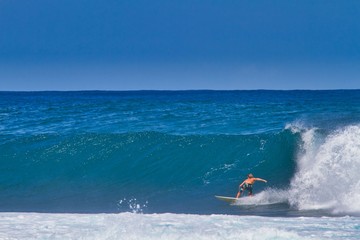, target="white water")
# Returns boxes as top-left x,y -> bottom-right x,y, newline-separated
288,124 -> 360,214
0,212 -> 359,240
233,189 -> 289,206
